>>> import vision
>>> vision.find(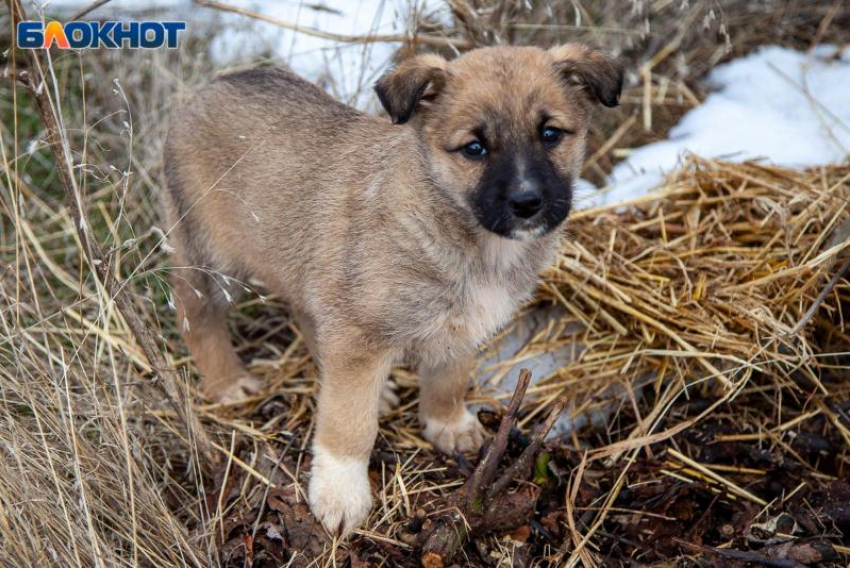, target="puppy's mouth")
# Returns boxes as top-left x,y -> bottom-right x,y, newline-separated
471,185 -> 572,240
477,199 -> 571,239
